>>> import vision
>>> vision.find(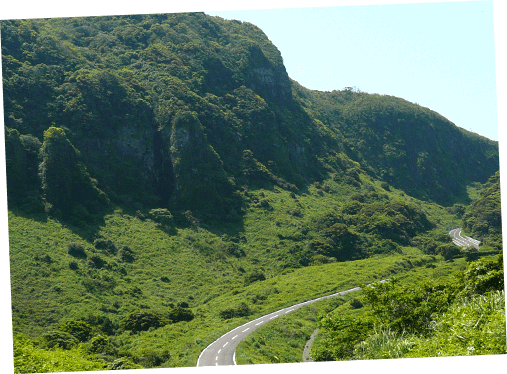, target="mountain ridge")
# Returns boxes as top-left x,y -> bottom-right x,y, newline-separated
2,13 -> 499,220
